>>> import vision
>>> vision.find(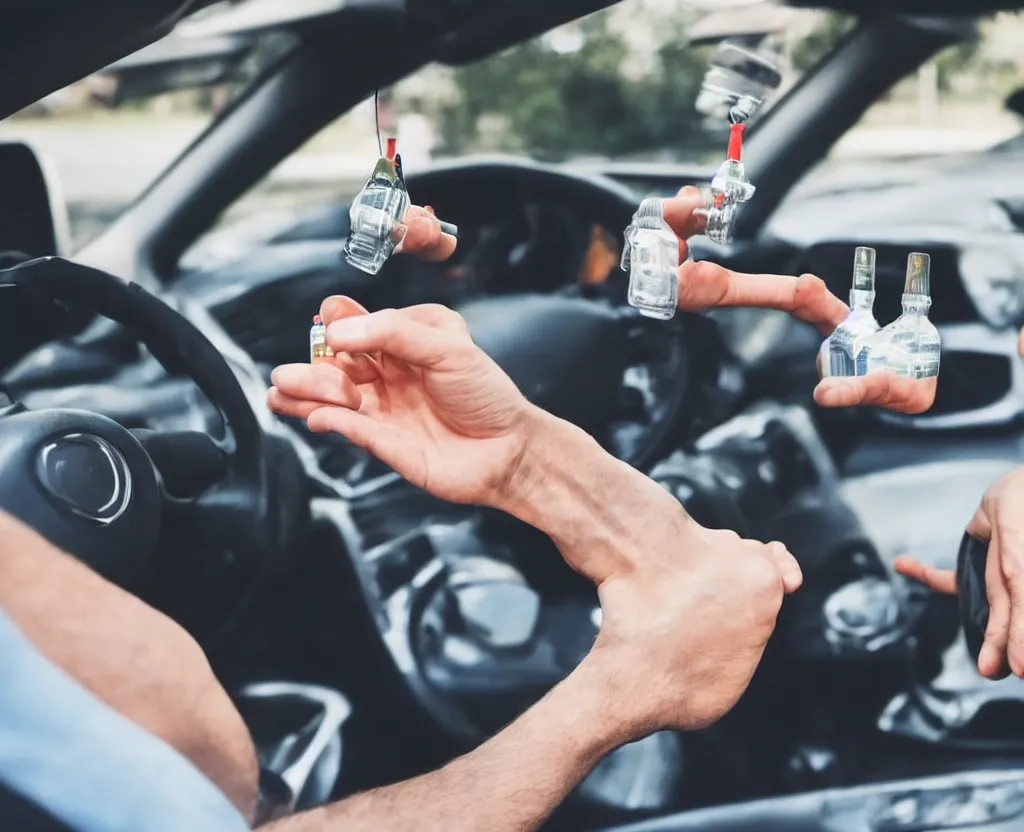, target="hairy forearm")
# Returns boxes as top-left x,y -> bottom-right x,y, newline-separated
0,512 -> 259,820
266,659 -> 624,832
498,407 -> 694,580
